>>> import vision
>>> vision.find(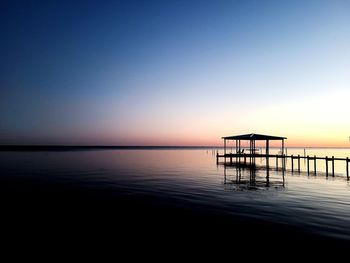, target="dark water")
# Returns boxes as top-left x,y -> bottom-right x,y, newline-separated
1,148 -> 350,253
